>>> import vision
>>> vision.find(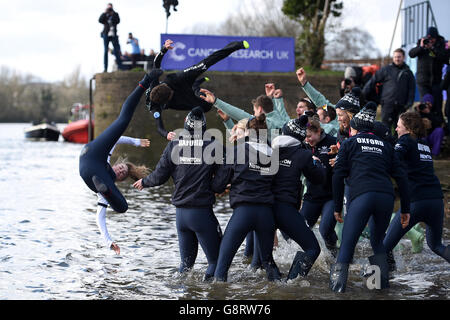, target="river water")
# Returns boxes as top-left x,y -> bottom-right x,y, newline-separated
0,123 -> 448,300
